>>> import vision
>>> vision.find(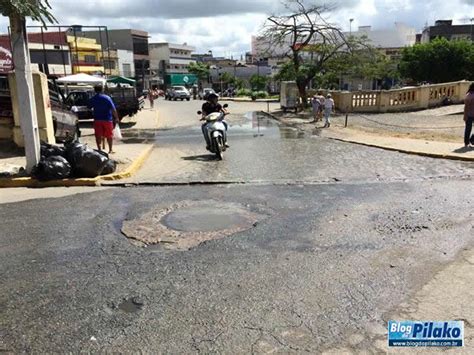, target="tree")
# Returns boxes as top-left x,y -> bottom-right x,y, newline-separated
320,37 -> 400,89
0,0 -> 56,26
187,62 -> 210,82
0,0 -> 56,172
249,74 -> 268,91
399,38 -> 474,83
262,0 -> 348,107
